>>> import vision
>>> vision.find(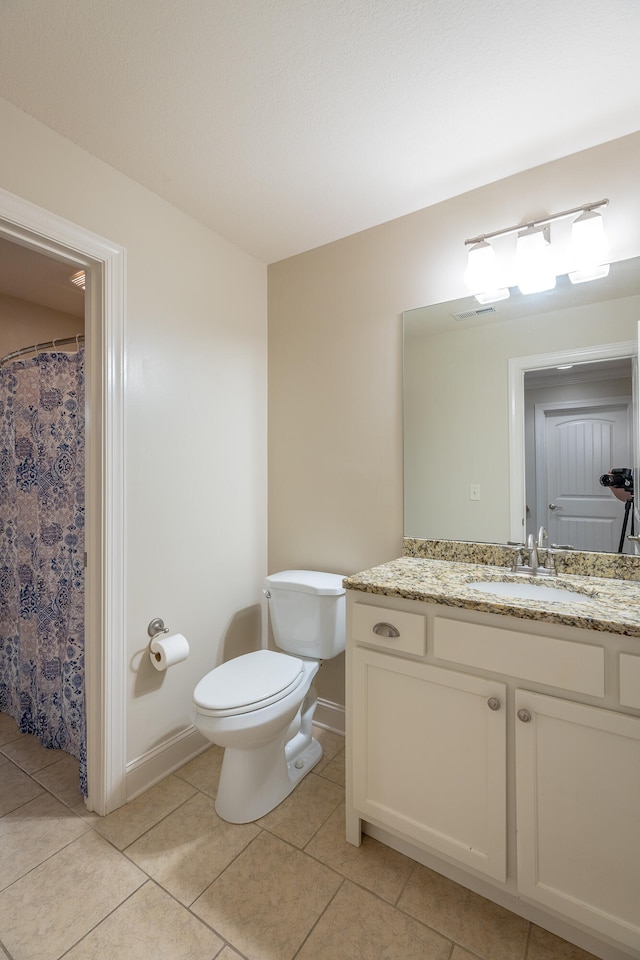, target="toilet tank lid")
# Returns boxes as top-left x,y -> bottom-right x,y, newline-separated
265,570 -> 346,596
